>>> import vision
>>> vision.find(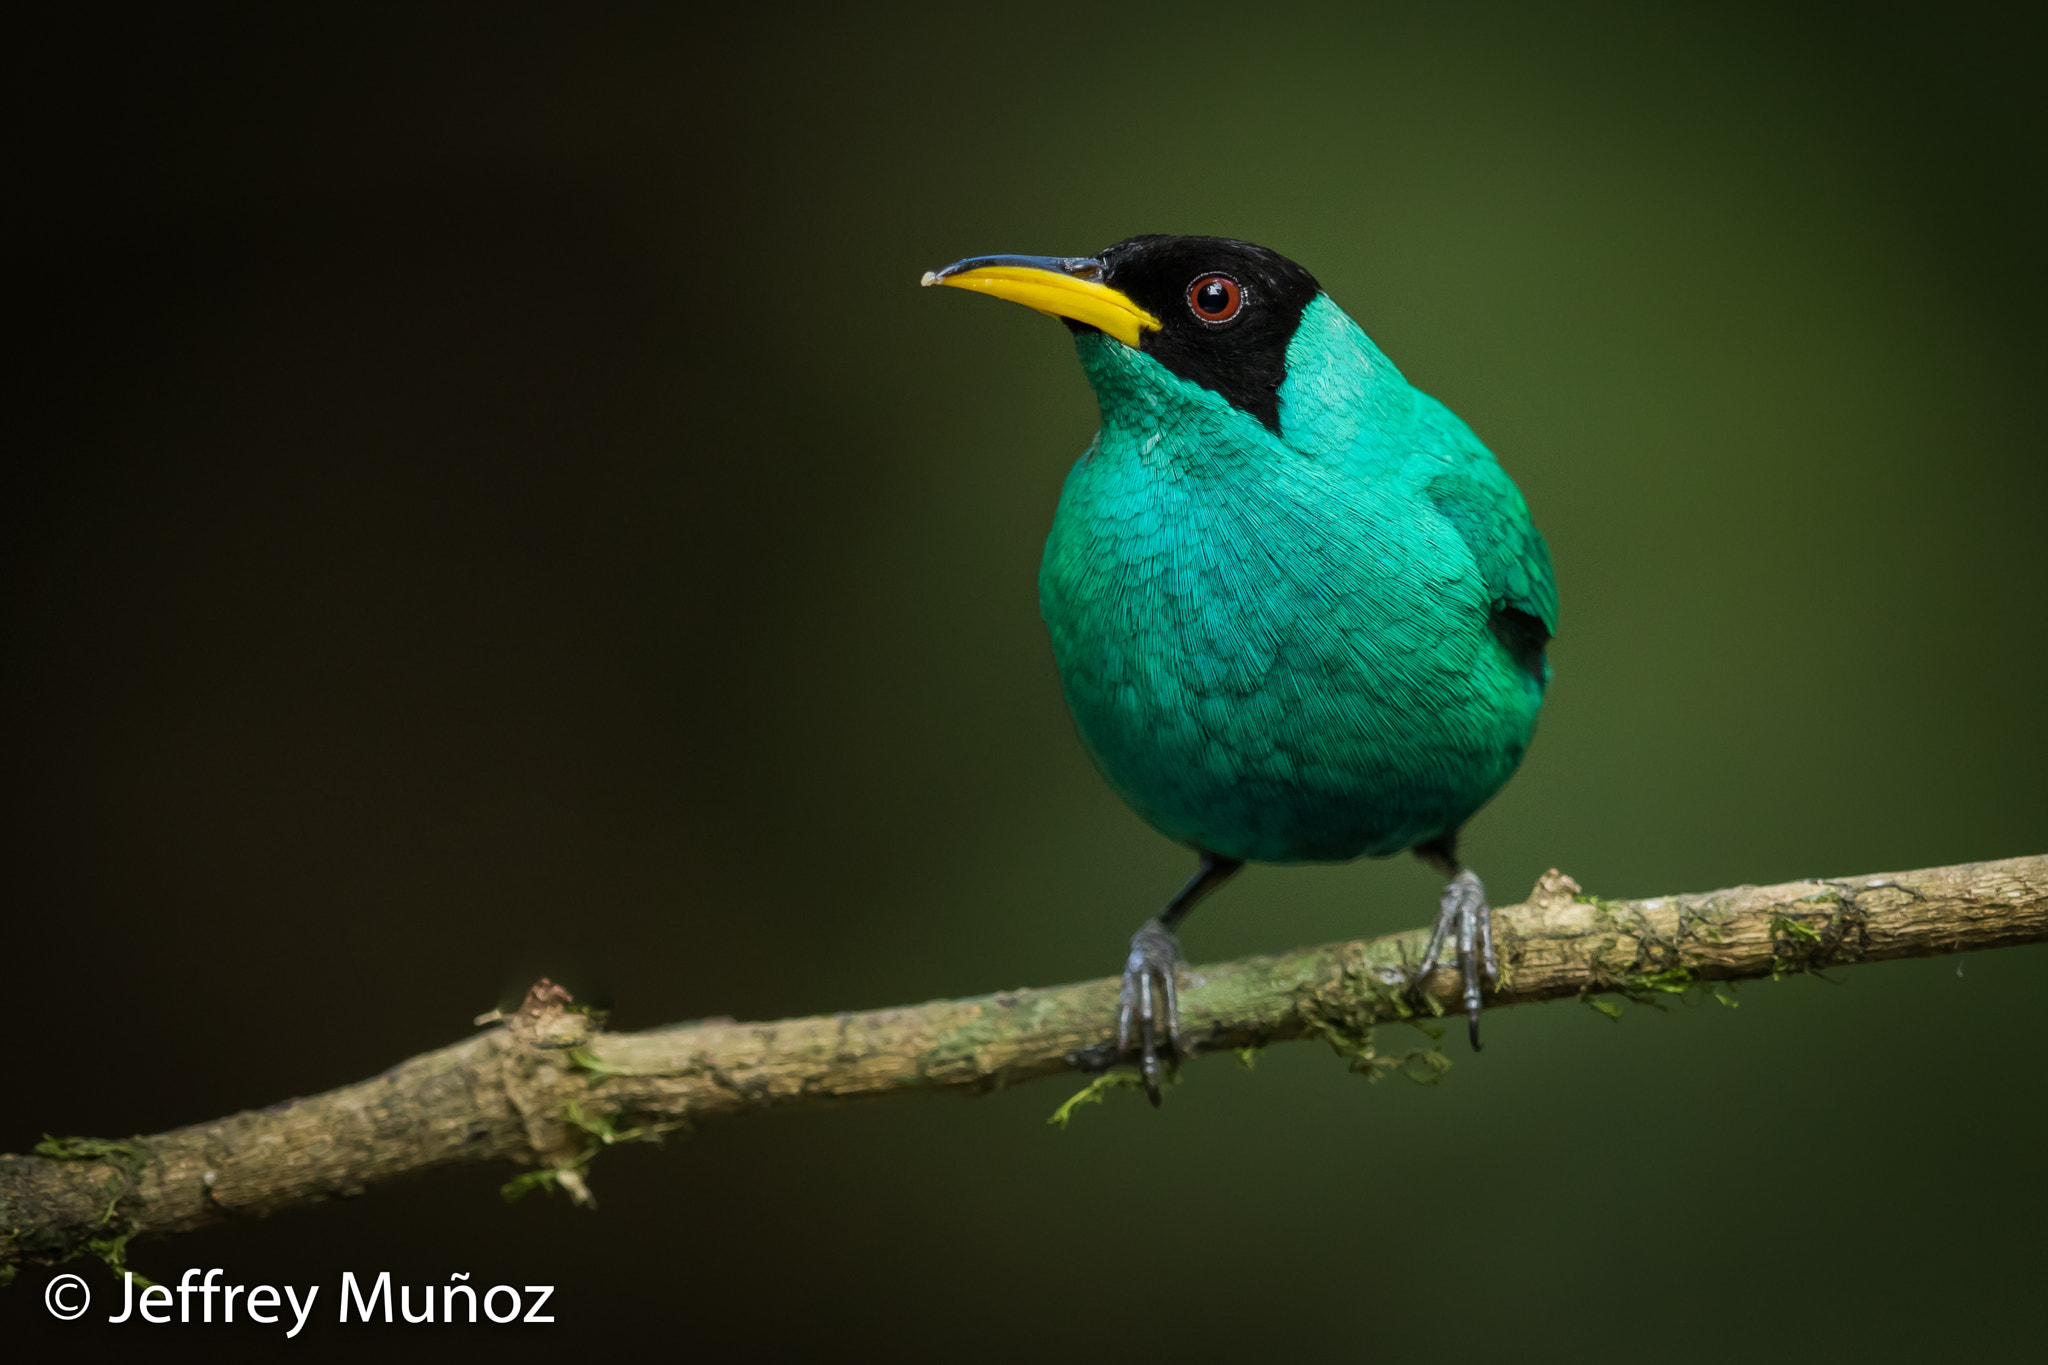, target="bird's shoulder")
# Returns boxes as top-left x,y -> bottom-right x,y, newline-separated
1391,393 -> 1557,639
